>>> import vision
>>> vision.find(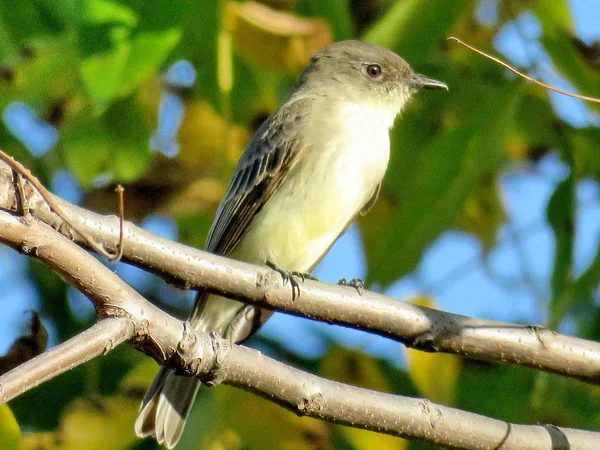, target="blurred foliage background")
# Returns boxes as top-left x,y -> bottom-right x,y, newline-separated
1,0 -> 600,449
